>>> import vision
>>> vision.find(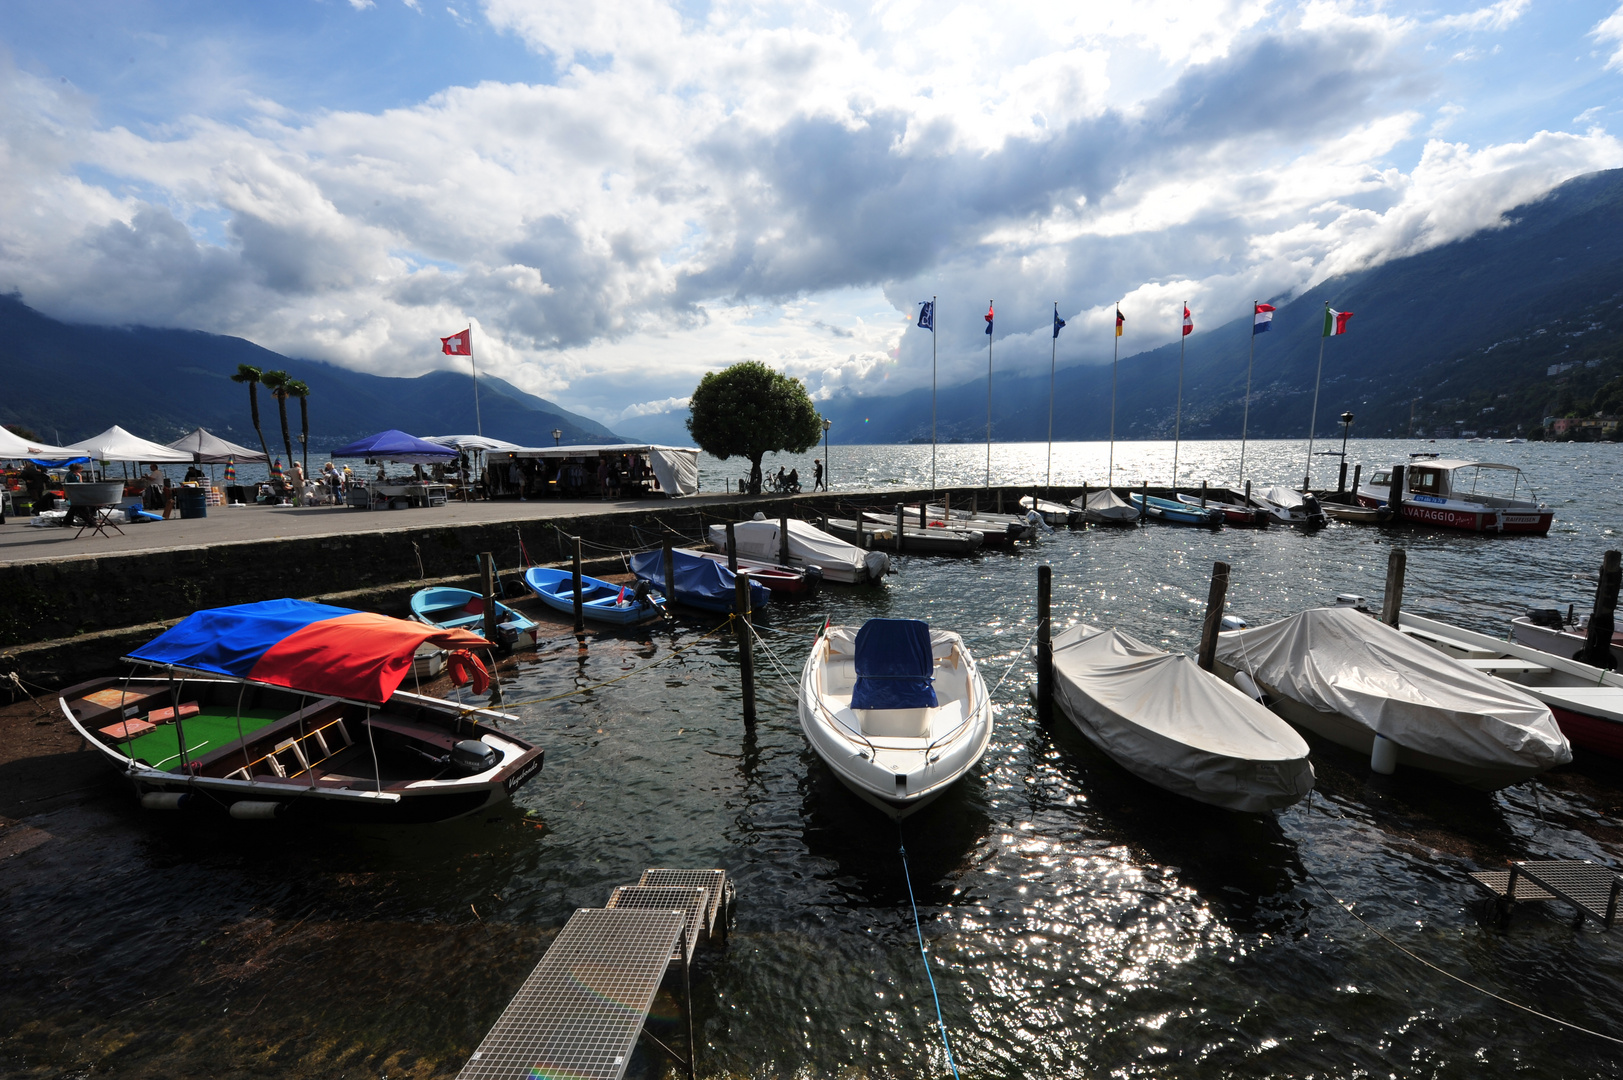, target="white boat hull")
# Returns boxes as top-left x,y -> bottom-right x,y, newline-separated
798,625 -> 993,820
